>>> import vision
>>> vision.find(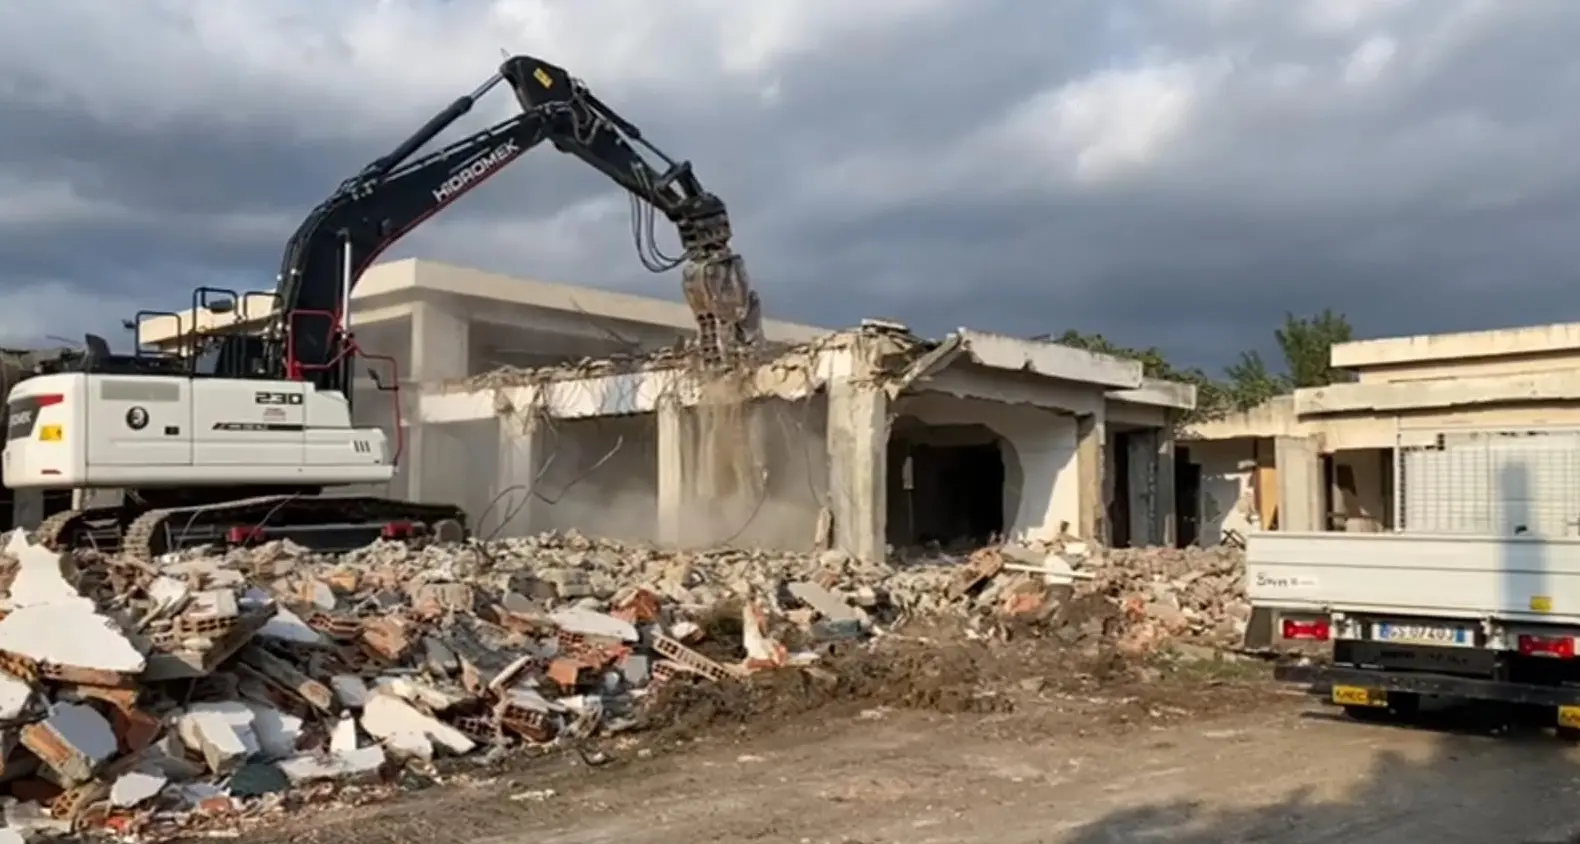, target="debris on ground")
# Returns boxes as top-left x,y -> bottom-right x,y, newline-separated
0,527 -> 1250,840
